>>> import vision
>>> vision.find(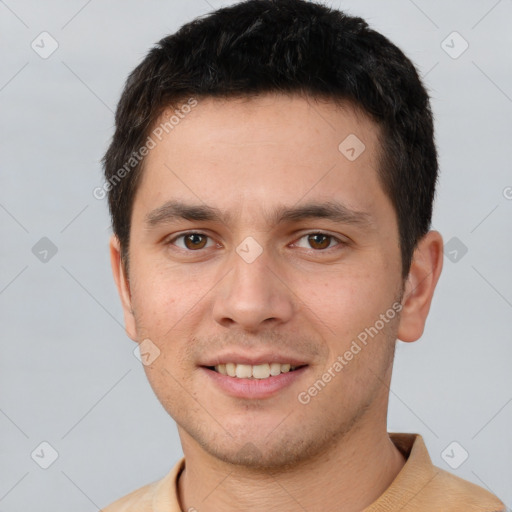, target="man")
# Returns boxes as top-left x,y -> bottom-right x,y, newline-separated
101,0 -> 506,510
